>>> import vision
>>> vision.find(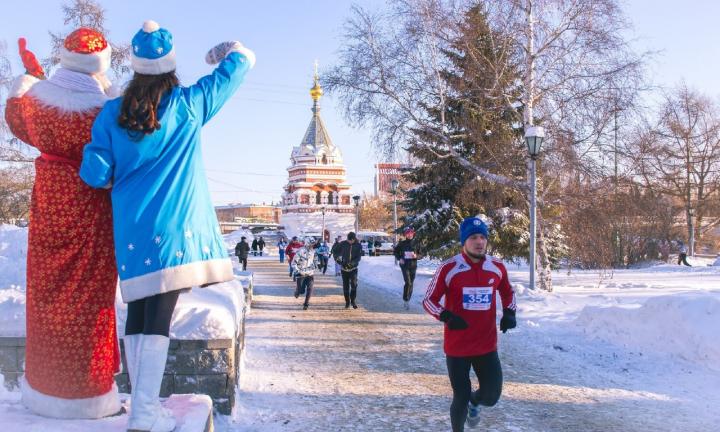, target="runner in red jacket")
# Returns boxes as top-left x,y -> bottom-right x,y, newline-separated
423,216 -> 517,431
